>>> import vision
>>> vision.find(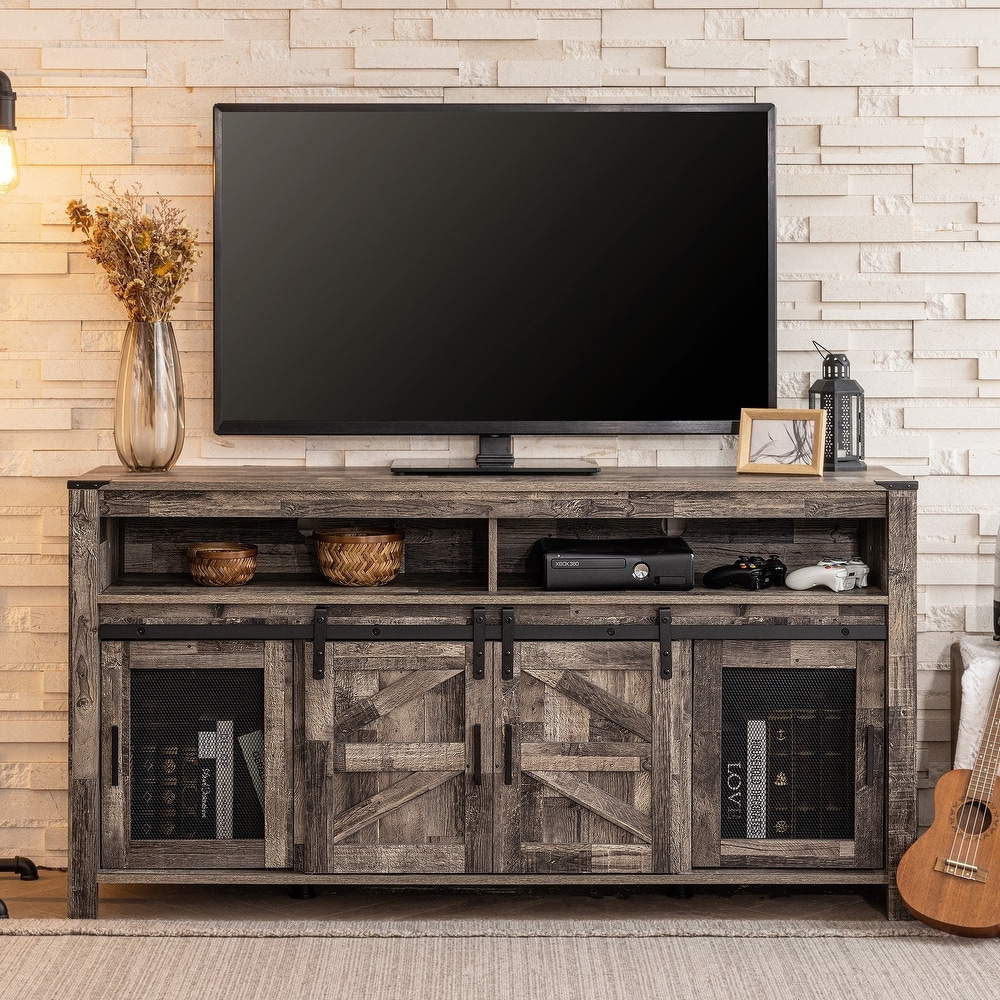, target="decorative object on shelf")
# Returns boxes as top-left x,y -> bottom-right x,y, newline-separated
702,555 -> 787,590
187,542 -> 258,586
113,319 -> 186,471
67,180 -> 201,472
314,530 -> 404,586
0,70 -> 18,194
808,342 -> 866,472
736,408 -> 826,476
784,559 -> 870,593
